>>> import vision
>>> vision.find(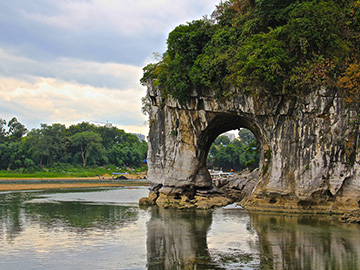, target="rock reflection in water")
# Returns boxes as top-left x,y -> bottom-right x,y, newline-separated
1,190 -> 360,269
250,212 -> 360,270
147,207 -> 220,269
